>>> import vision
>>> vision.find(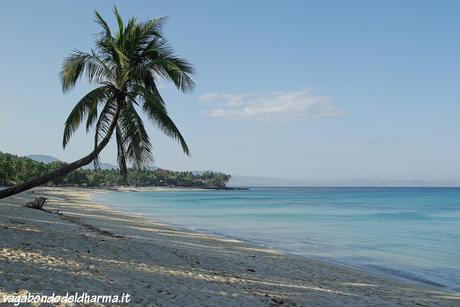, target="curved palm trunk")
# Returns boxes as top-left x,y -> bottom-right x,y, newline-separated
0,107 -> 120,200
